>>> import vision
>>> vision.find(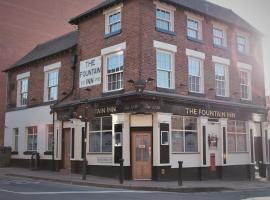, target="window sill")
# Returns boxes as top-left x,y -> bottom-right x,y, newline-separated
155,27 -> 176,36
187,36 -> 204,44
104,30 -> 122,39
102,89 -> 125,96
228,151 -> 249,154
213,44 -> 228,50
23,151 -> 37,155
188,91 -> 206,97
11,151 -> 18,155
87,152 -> 112,155
240,99 -> 252,104
215,95 -> 230,101
157,87 -> 175,93
44,151 -> 53,155
172,152 -> 200,154
237,51 -> 250,57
